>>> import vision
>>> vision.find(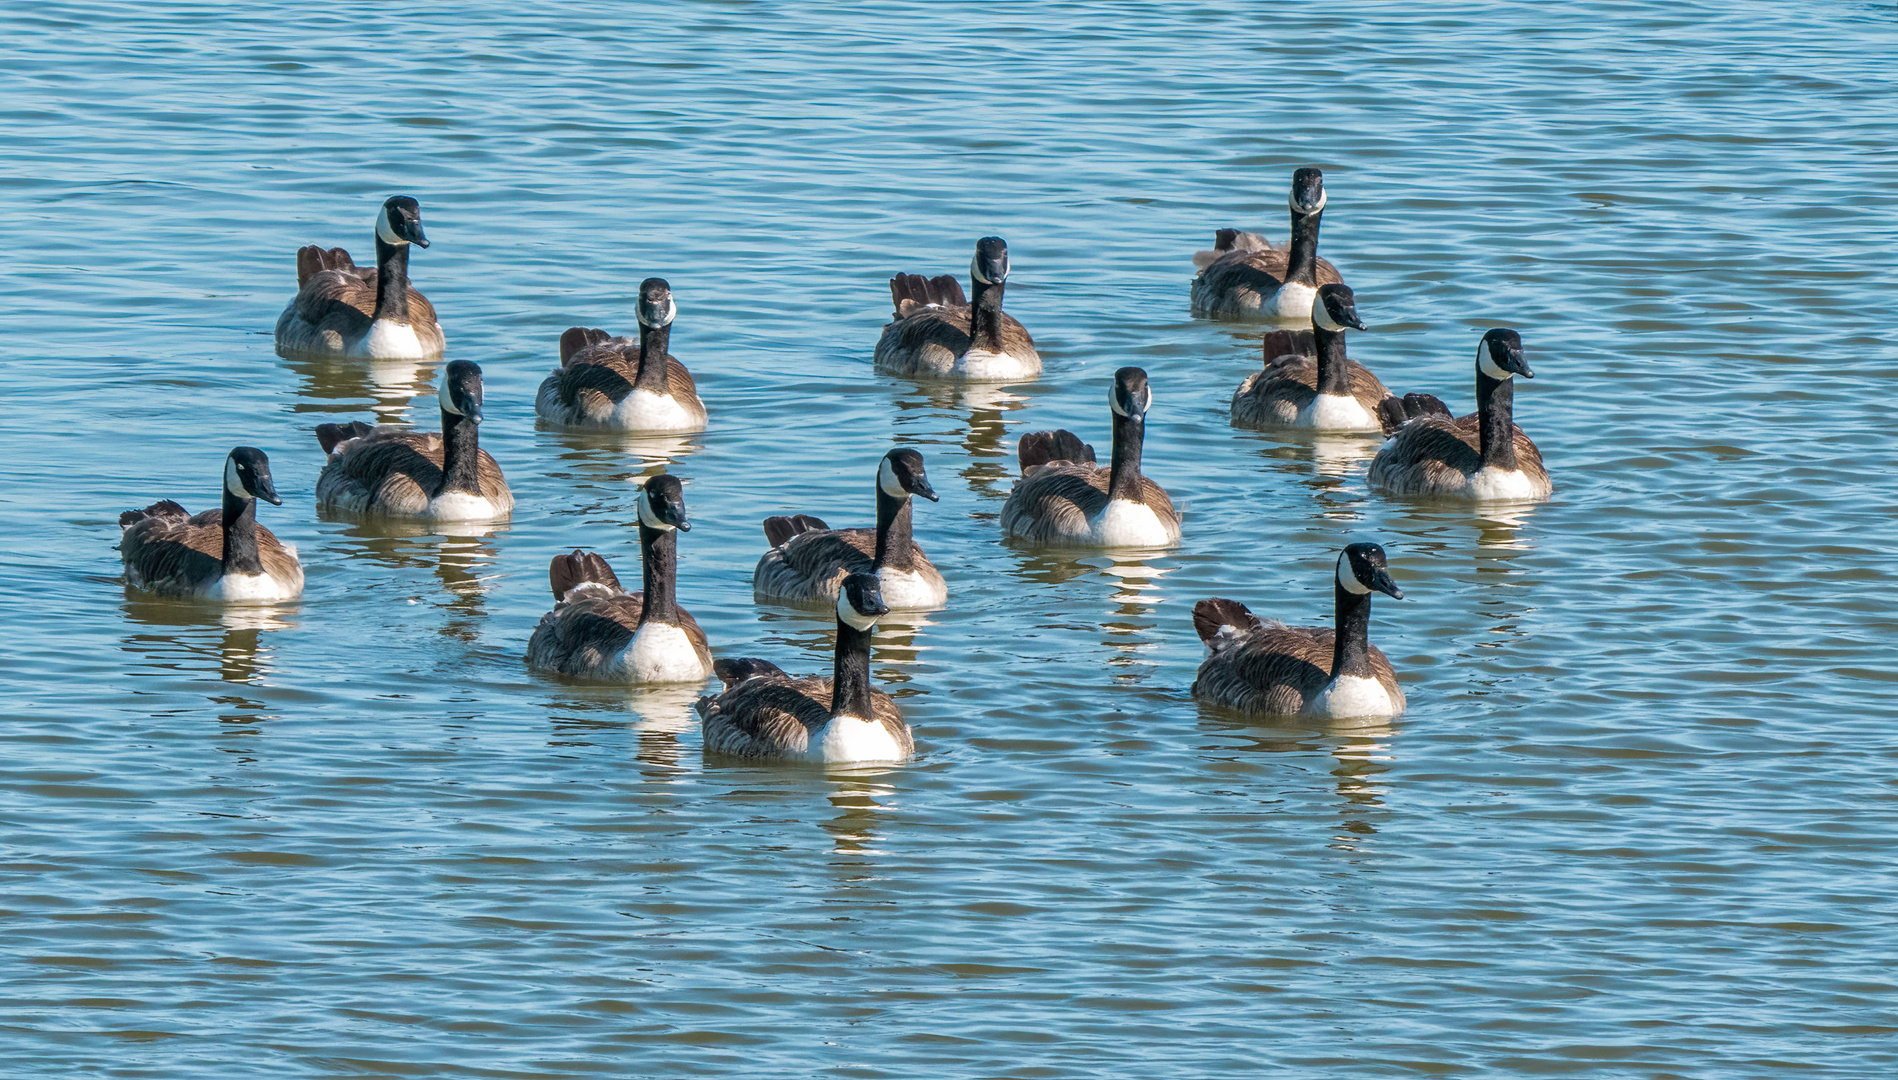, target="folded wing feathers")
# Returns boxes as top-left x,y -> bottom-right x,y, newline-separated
711,657 -> 790,690
762,513 -> 830,548
295,245 -> 356,287
1192,597 -> 1263,646
119,499 -> 191,530
559,326 -> 613,367
1377,392 -> 1455,436
315,420 -> 378,456
1017,429 -> 1097,474
549,549 -> 622,603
